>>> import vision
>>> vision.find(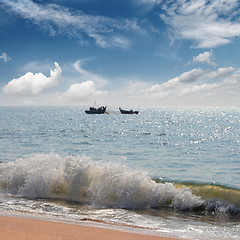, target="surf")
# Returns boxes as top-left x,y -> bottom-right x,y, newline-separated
0,153 -> 239,217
